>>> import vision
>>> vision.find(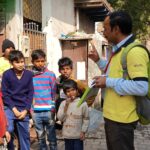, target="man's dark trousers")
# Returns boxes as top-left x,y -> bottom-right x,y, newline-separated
104,118 -> 138,150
